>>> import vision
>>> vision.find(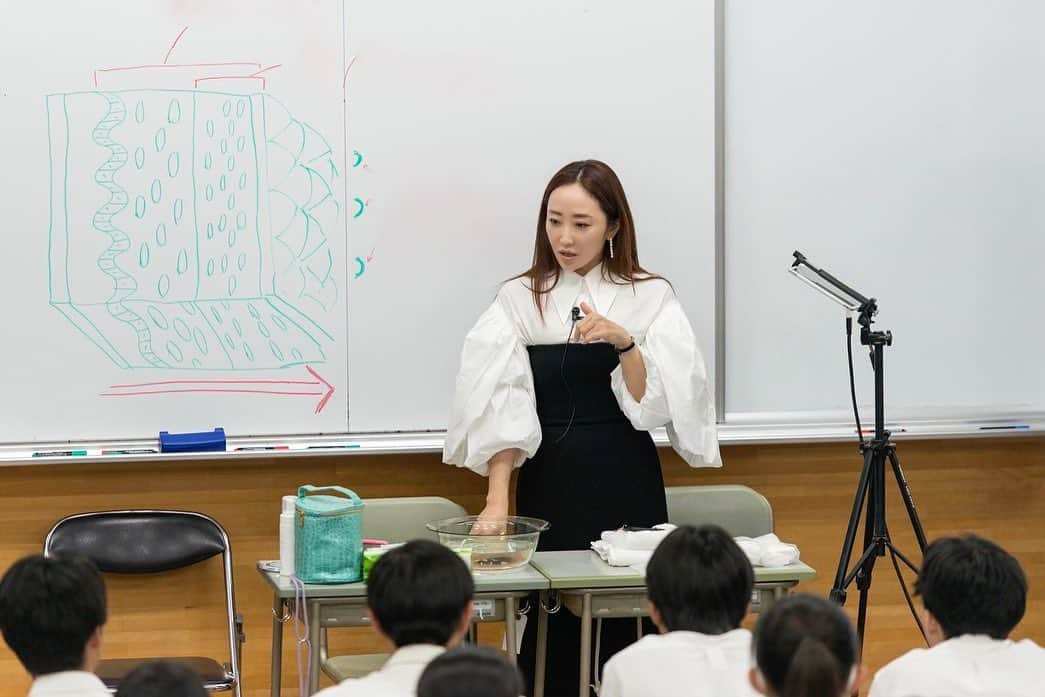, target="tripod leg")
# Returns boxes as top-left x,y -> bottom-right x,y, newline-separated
856,573 -> 871,660
888,448 -> 928,552
830,446 -> 876,605
854,467 -> 878,660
